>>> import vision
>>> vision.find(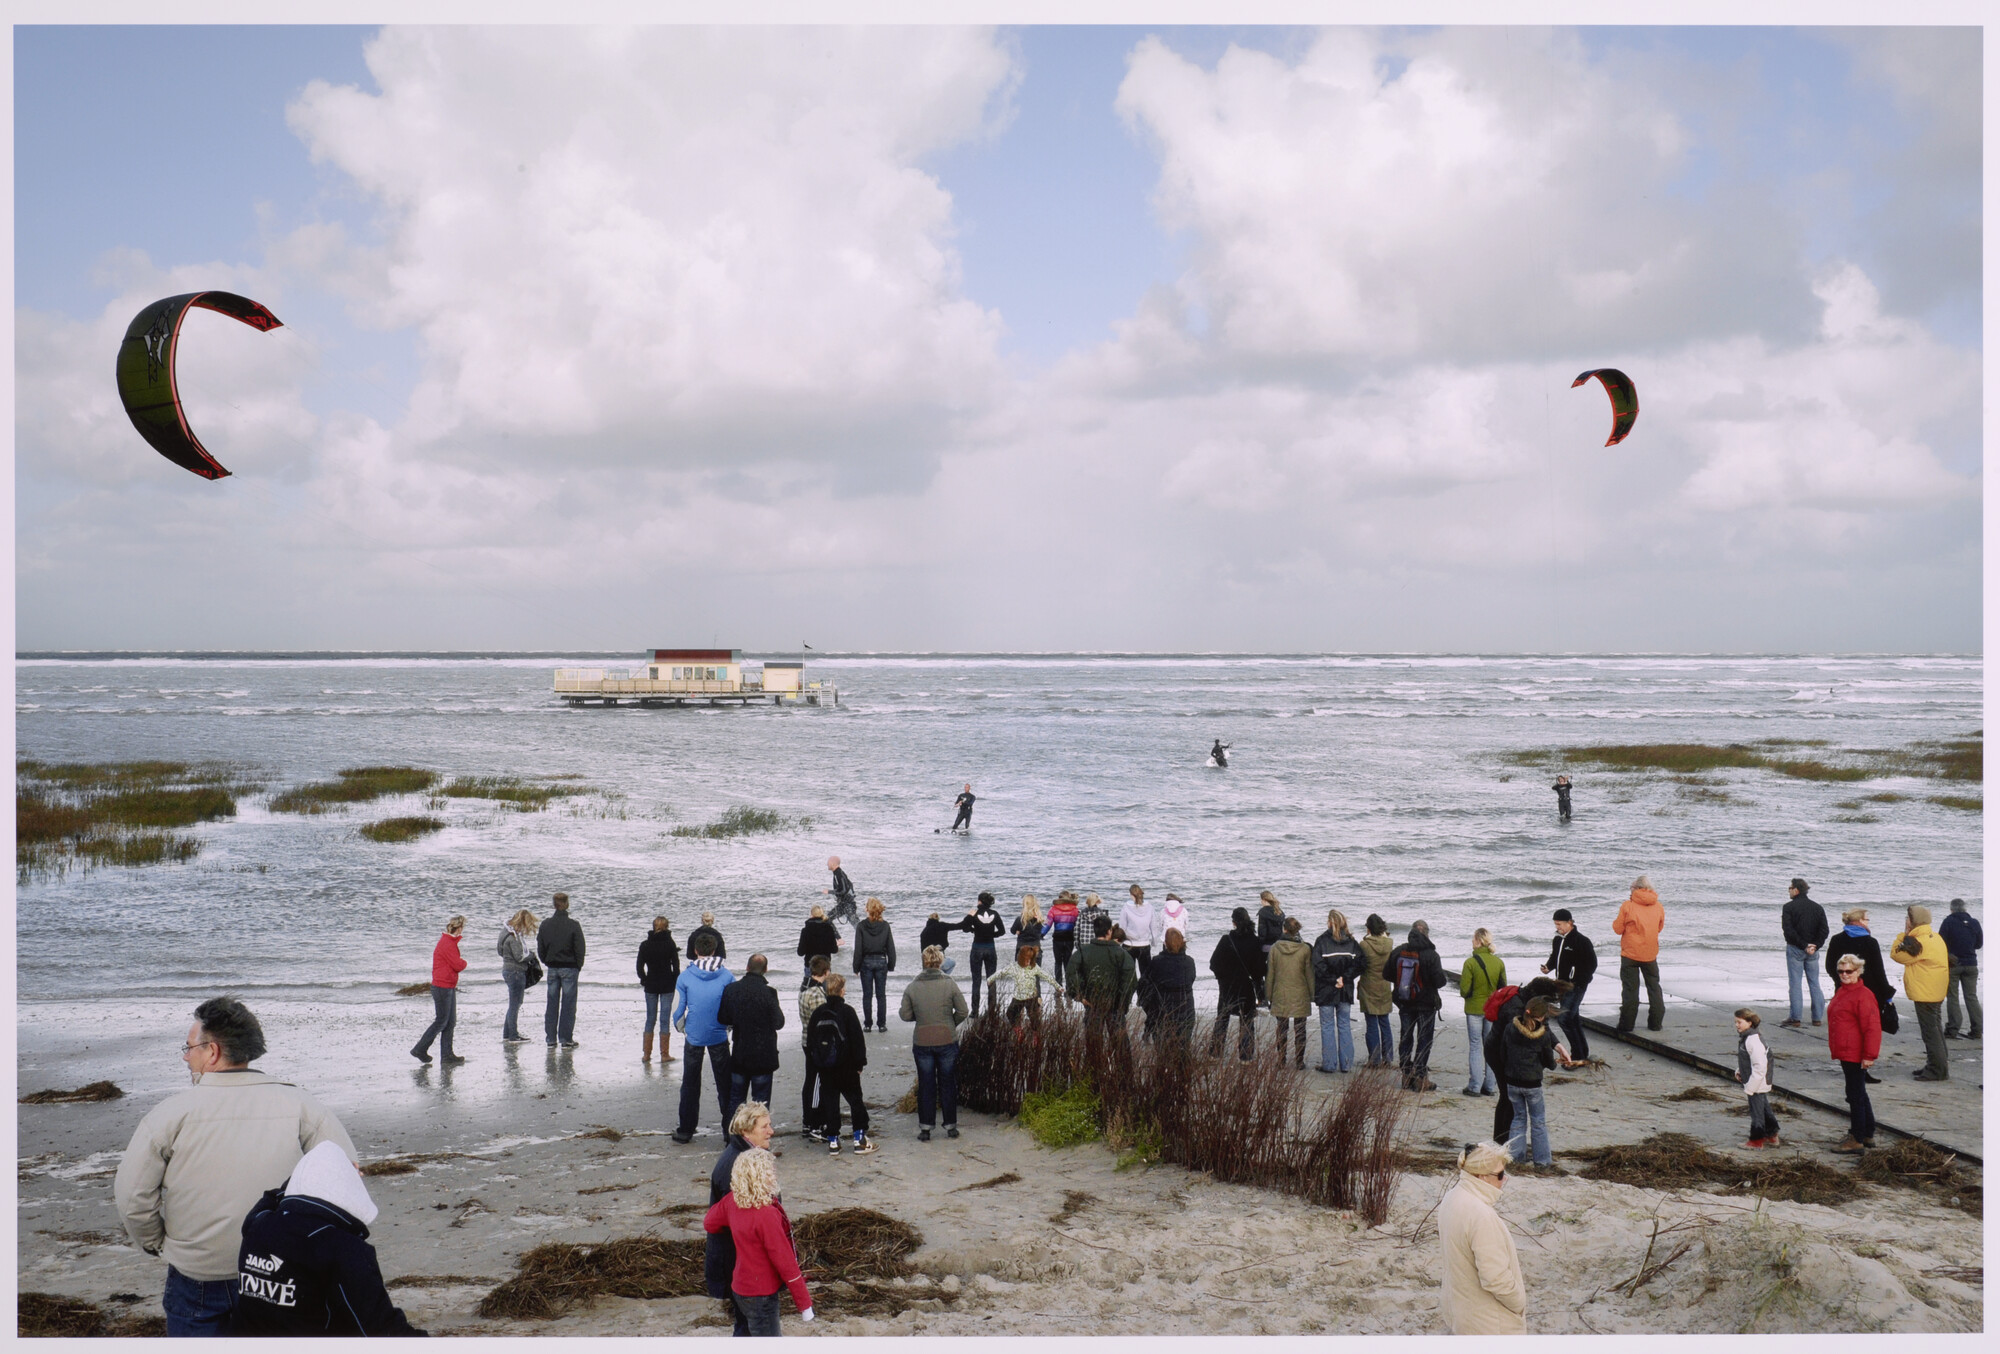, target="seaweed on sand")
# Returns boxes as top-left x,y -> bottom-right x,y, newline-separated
1660,1085 -> 1724,1103
17,1293 -> 163,1338
1856,1139 -> 1981,1215
1568,1132 -> 1853,1206
19,1081 -> 123,1105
